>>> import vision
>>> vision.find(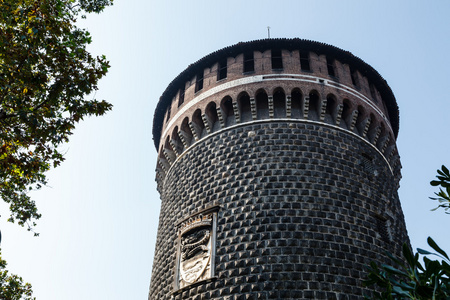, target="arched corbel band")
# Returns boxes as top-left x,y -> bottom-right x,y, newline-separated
155,82 -> 399,191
